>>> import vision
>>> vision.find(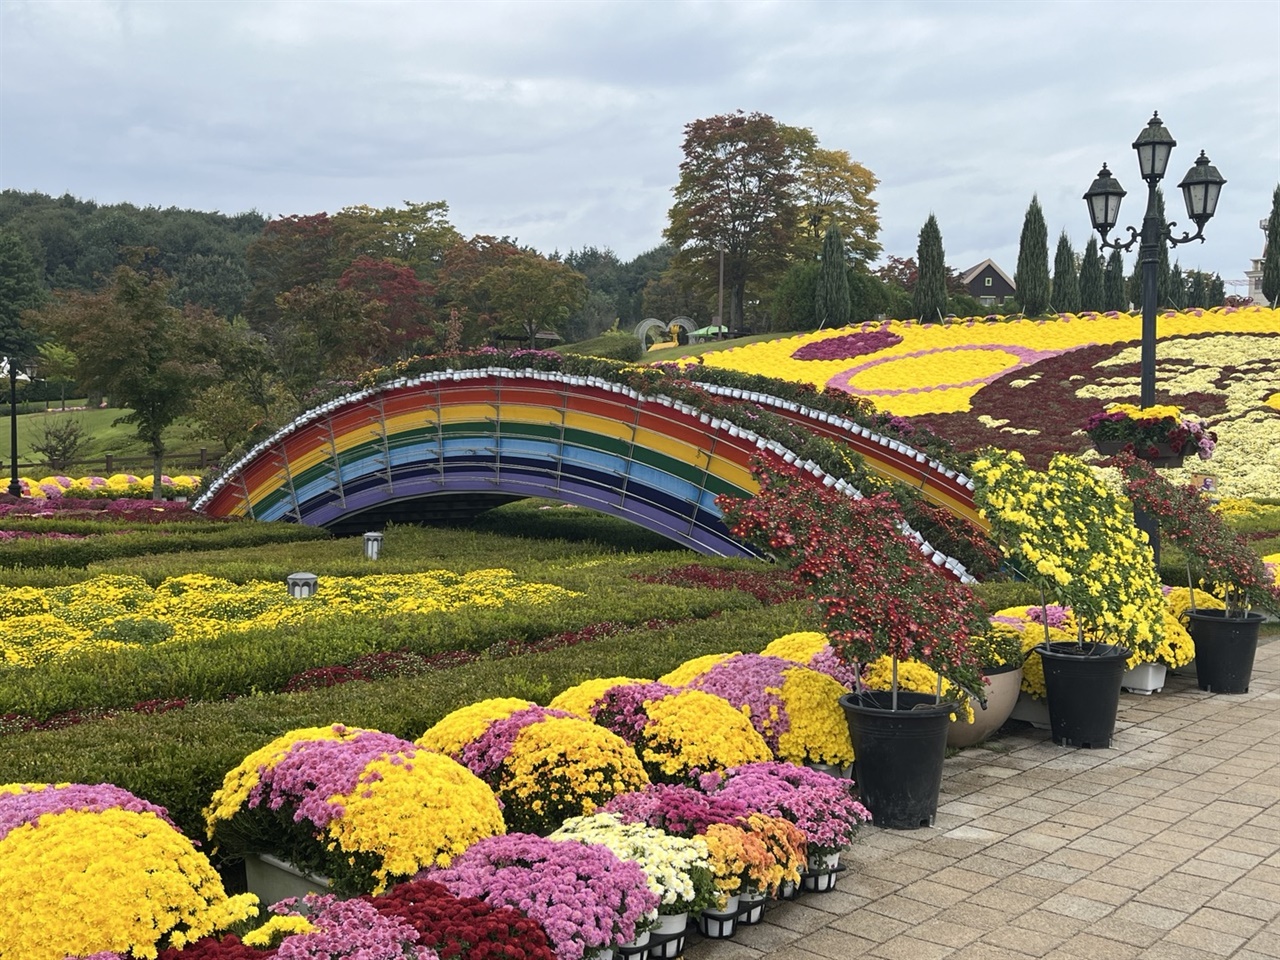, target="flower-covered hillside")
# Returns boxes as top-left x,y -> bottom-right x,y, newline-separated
693,306 -> 1280,498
